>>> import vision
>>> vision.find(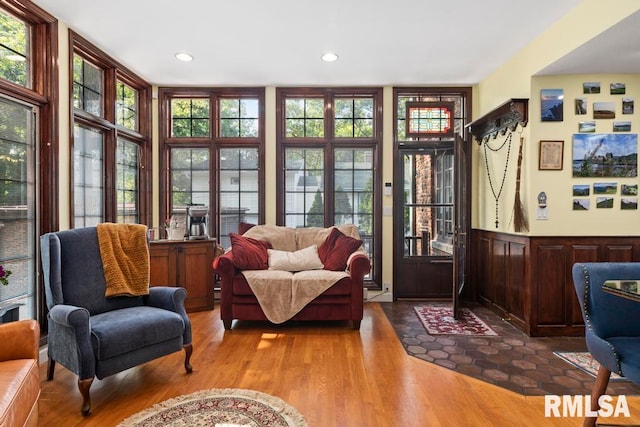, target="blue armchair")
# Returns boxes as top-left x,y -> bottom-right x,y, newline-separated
40,226 -> 193,416
572,262 -> 640,426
